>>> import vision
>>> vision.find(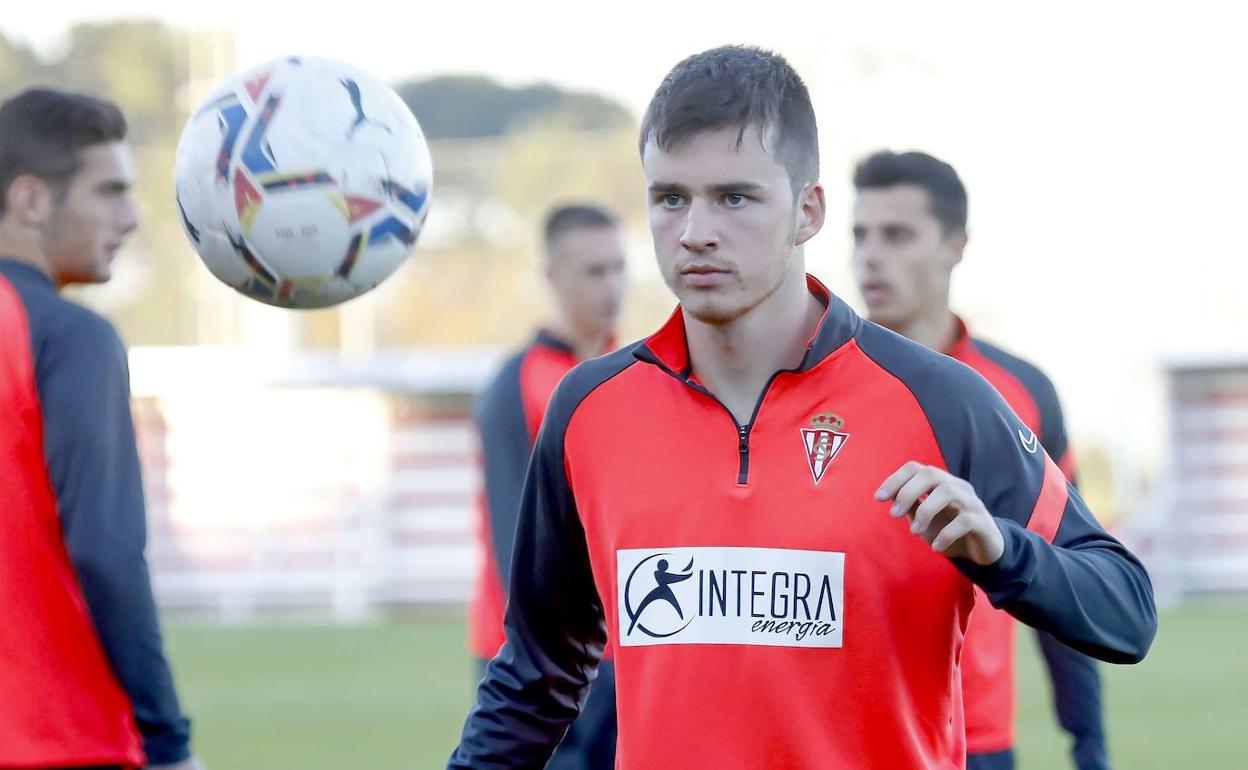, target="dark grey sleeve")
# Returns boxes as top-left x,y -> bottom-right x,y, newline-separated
38,313 -> 191,764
